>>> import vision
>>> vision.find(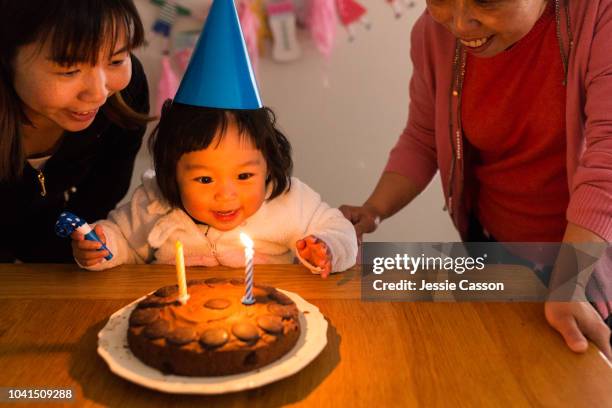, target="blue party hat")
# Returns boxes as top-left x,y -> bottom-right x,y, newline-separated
174,0 -> 262,109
